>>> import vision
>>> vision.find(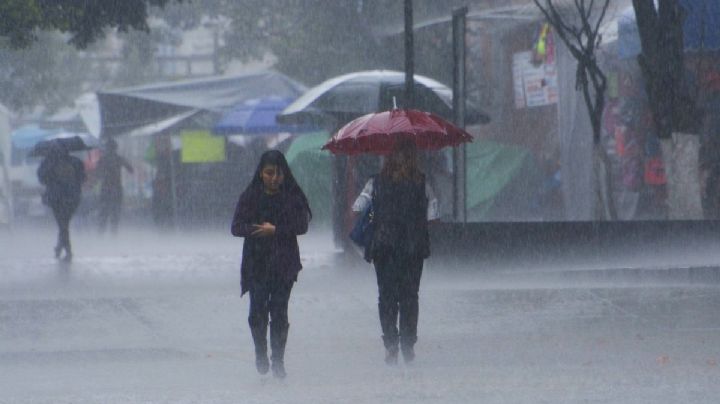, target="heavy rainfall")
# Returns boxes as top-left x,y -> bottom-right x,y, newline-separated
1,0 -> 720,403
